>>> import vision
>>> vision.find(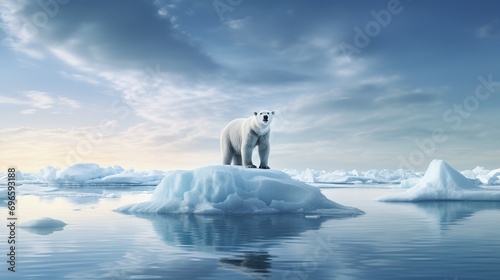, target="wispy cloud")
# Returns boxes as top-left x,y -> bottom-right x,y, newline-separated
0,96 -> 25,105
0,91 -> 80,113
25,91 -> 80,109
477,20 -> 500,38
